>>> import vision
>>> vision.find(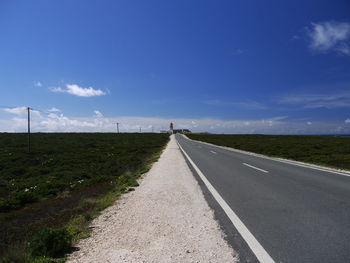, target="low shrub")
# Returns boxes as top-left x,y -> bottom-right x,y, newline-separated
0,197 -> 18,212
28,227 -> 72,258
0,133 -> 169,262
77,198 -> 97,211
15,191 -> 38,206
66,215 -> 89,240
0,249 -> 31,263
